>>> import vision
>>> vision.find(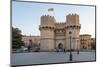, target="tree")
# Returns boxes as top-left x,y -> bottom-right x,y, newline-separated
12,27 -> 24,49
